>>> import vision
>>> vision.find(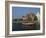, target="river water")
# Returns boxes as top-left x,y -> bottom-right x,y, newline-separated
12,22 -> 40,31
